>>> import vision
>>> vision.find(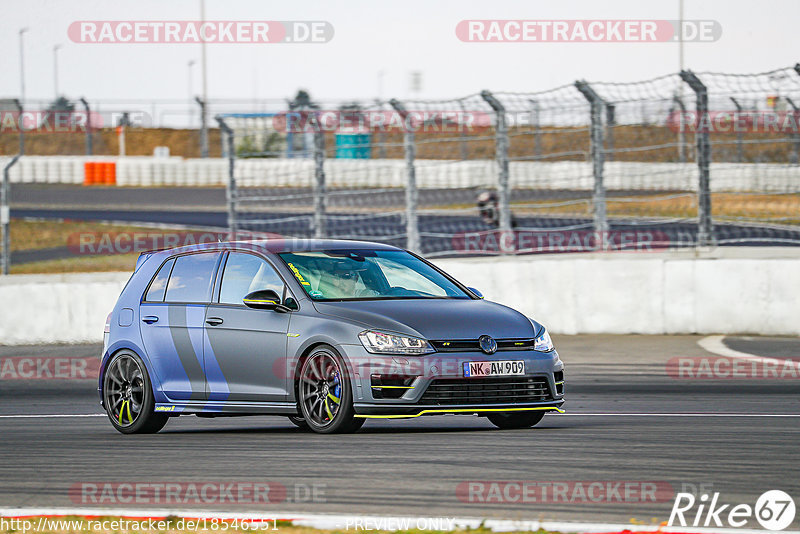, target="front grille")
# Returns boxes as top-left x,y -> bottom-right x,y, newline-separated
419,376 -> 552,405
430,339 -> 536,352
